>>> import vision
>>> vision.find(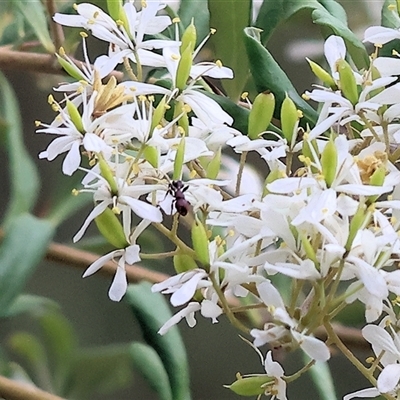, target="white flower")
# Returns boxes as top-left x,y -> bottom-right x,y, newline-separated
54,2 -> 177,69
73,161 -> 163,242
250,281 -> 330,362
364,26 -> 400,45
83,243 -> 141,301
